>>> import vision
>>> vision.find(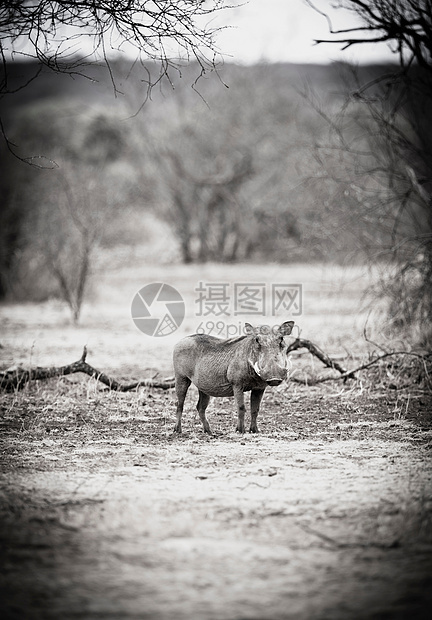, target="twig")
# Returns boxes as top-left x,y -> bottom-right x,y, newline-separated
297,522 -> 400,550
363,318 -> 390,354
